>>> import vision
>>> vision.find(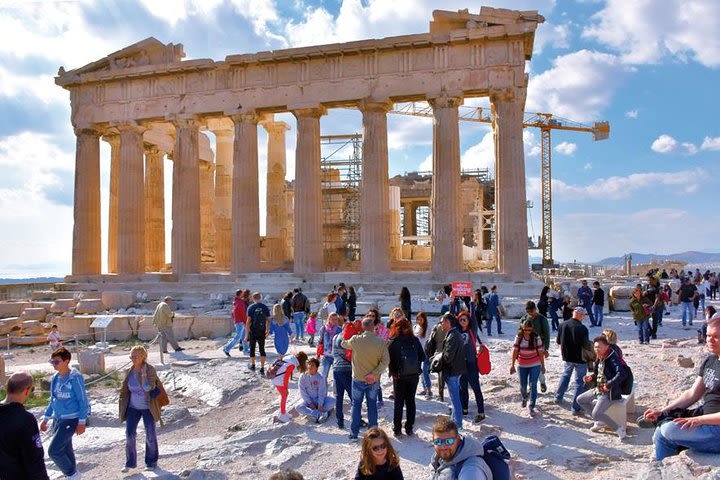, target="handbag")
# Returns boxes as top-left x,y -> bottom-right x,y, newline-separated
581,340 -> 595,364
430,352 -> 444,373
477,341 -> 492,375
149,379 -> 170,408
